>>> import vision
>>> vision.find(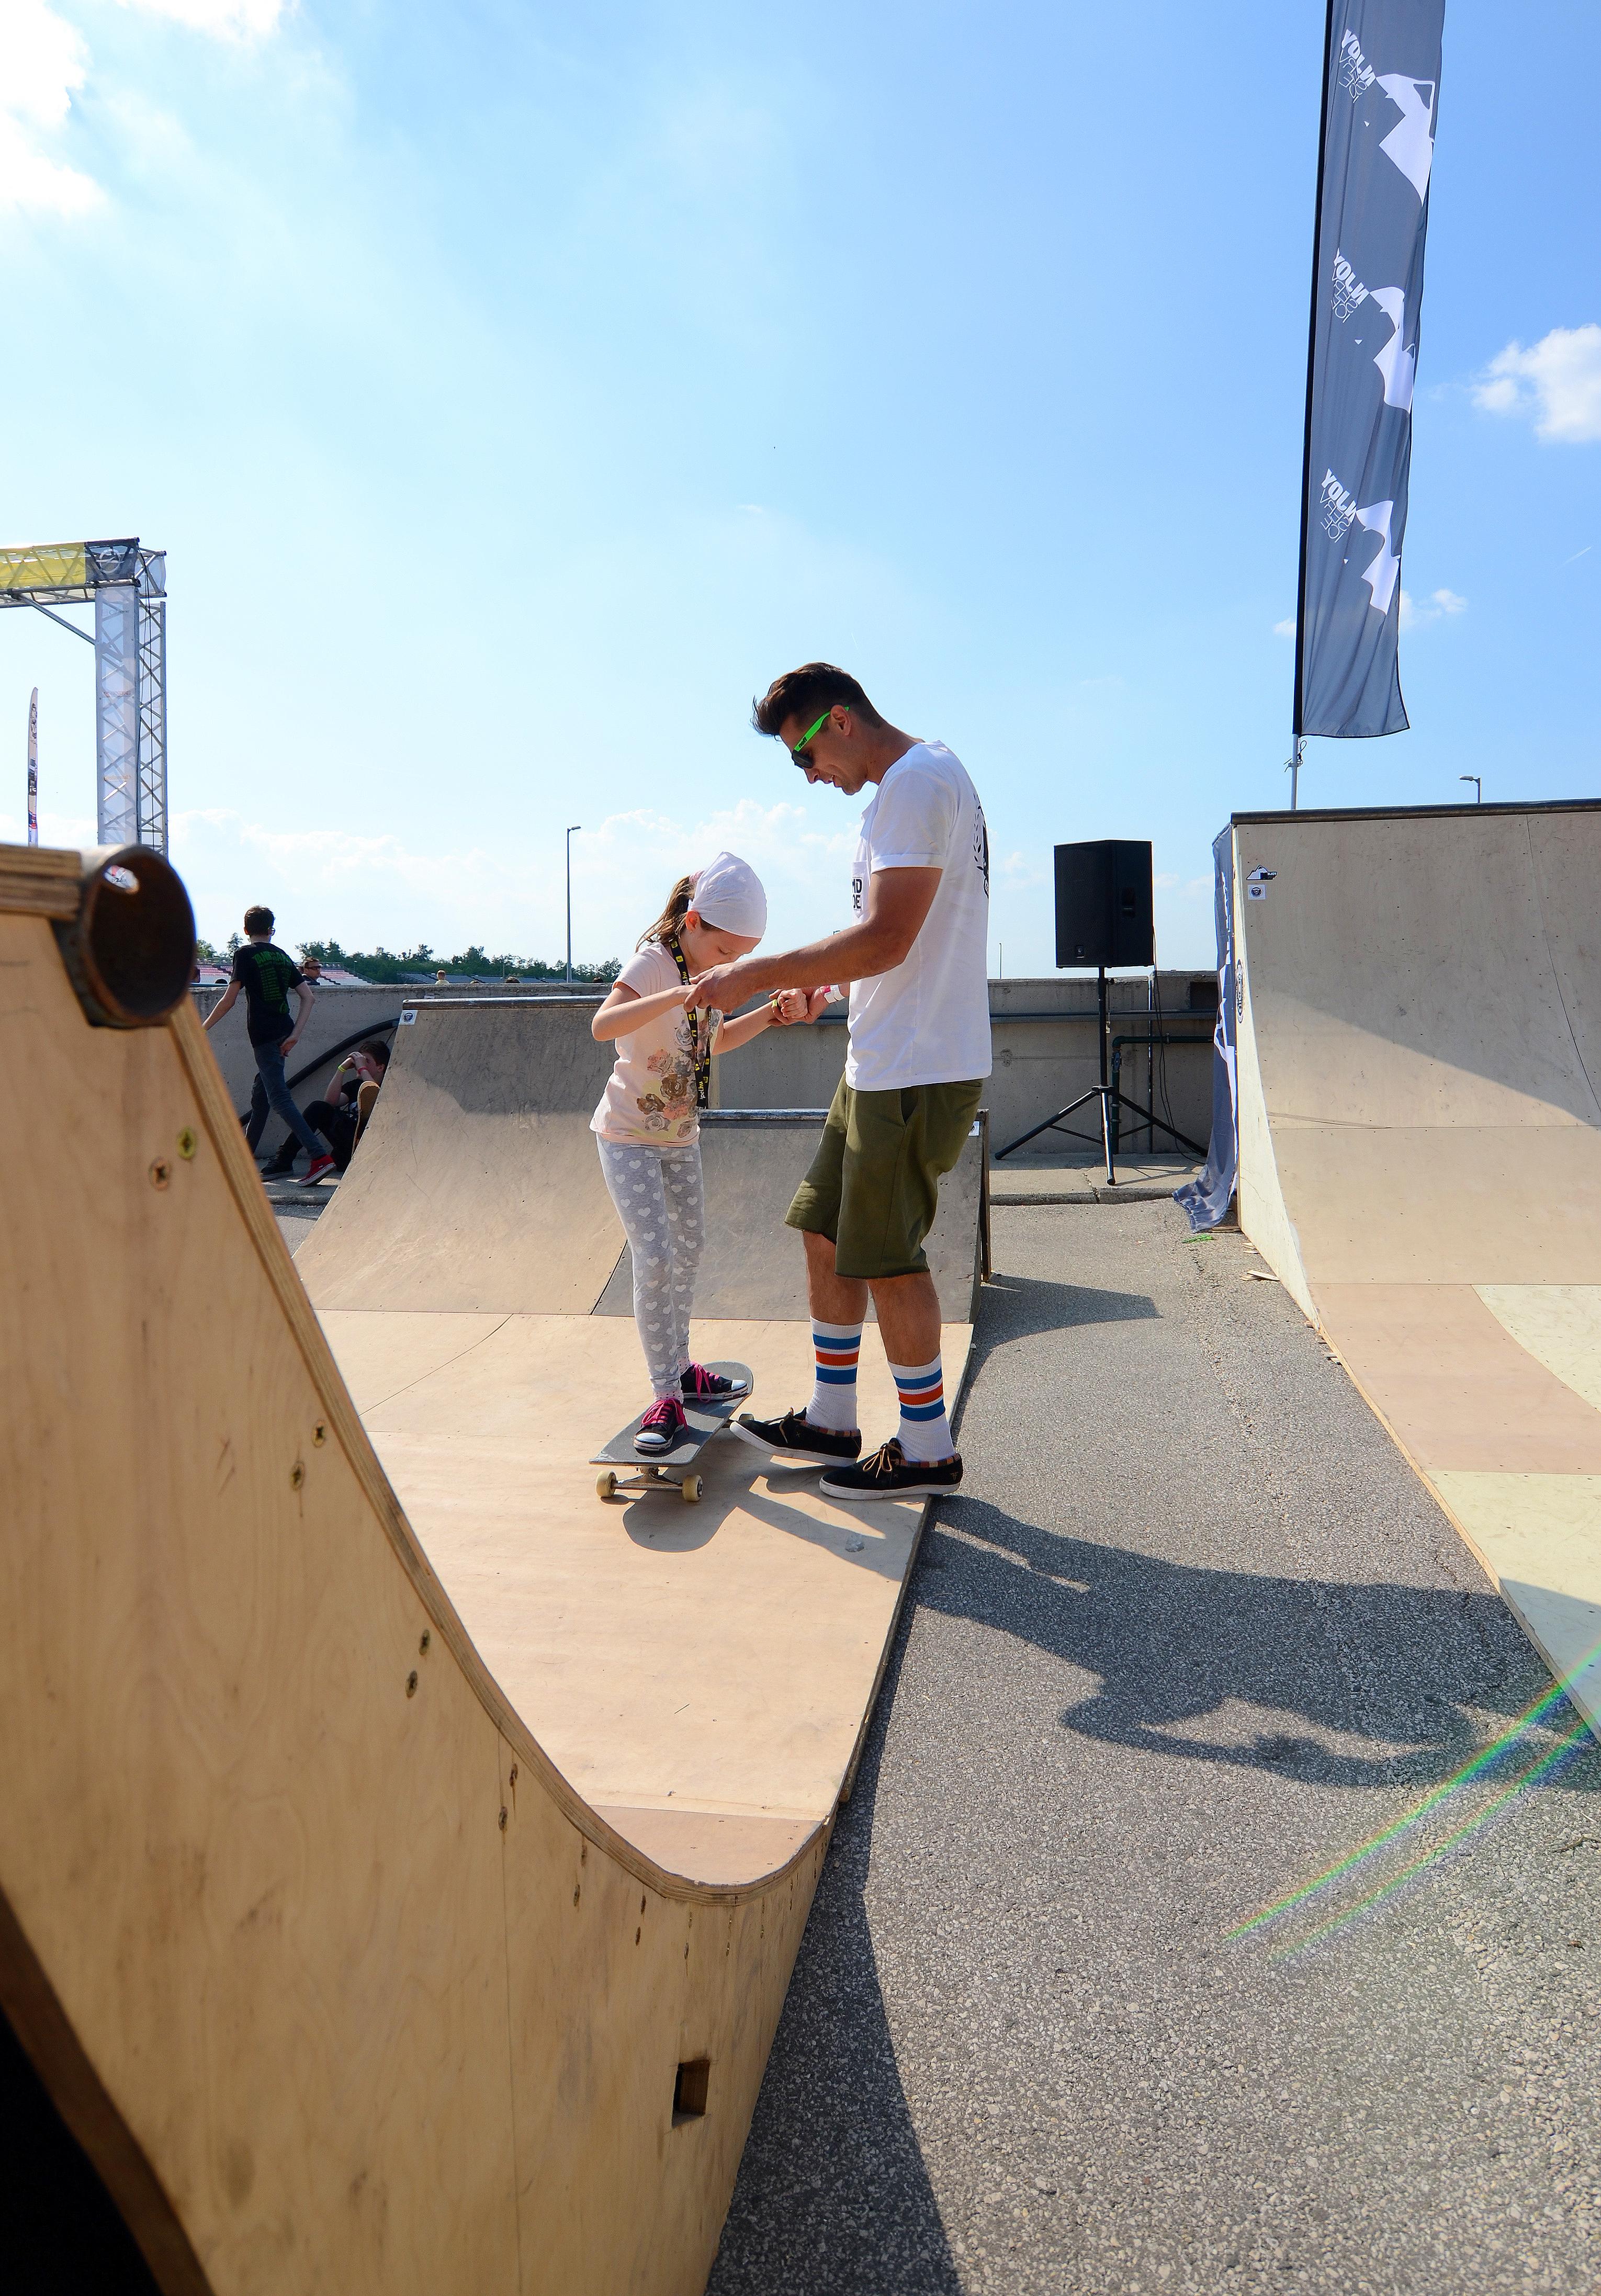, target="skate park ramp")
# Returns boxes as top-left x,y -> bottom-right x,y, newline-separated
295,993 -> 977,1871
1230,801 -> 1601,1736
594,1107 -> 986,1322
0,877 -> 979,2295
297,997 -> 985,1321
